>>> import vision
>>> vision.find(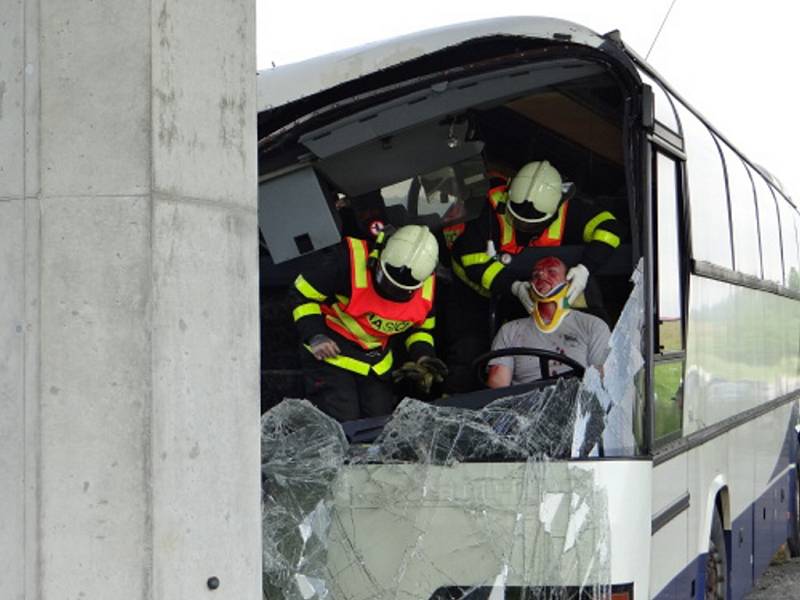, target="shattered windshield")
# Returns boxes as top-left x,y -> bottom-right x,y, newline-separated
261,262 -> 644,599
